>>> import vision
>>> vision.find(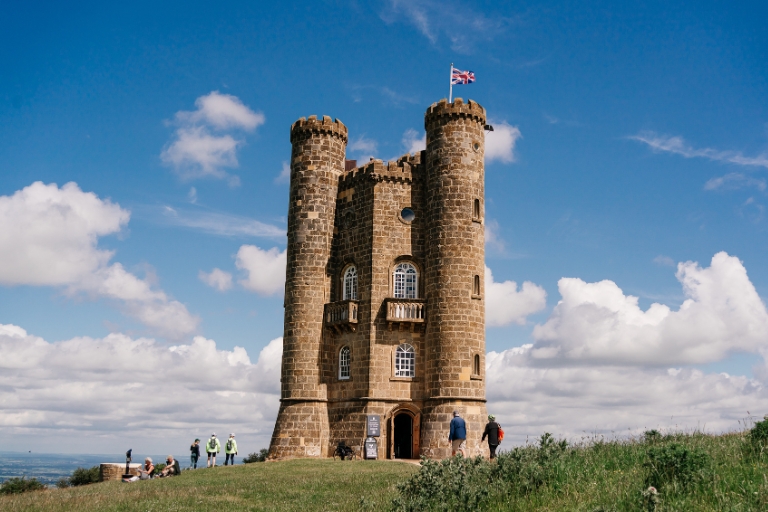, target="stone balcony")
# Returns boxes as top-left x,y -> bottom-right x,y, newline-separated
384,298 -> 426,331
324,300 -> 359,333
